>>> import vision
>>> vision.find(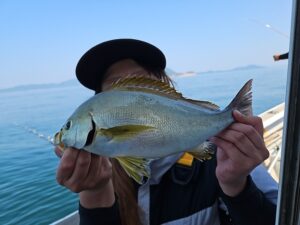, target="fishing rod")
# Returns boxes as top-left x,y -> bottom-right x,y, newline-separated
12,122 -> 63,151
249,18 -> 290,39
